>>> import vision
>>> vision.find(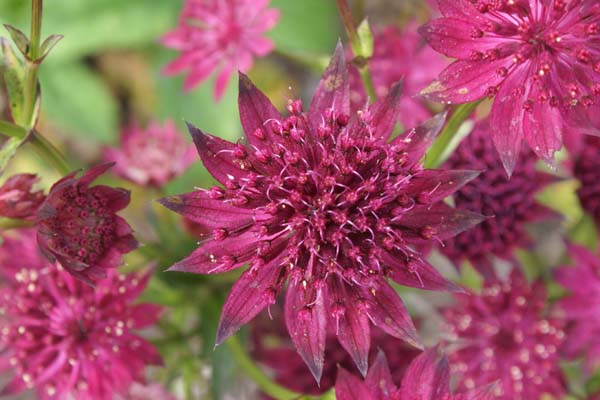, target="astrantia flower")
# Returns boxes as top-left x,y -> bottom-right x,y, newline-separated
335,348 -> 494,400
0,173 -> 45,220
36,163 -> 138,284
420,0 -> 600,175
119,382 -> 176,400
440,118 -> 557,277
104,120 -> 196,187
161,0 -> 280,100
573,135 -> 600,226
349,23 -> 446,128
443,270 -> 566,400
160,44 -> 484,380
554,244 -> 600,370
252,313 -> 419,396
0,230 -> 162,399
